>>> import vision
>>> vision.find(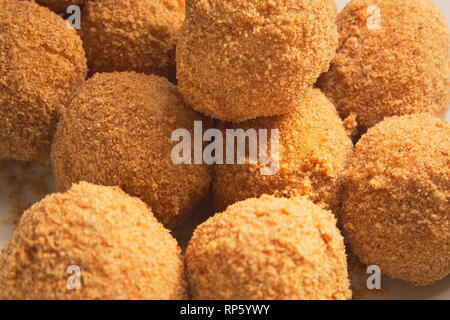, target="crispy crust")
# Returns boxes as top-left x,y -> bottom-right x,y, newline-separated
319,0 -> 450,130
0,182 -> 186,300
51,72 -> 212,228
177,0 -> 338,122
213,88 -> 353,213
186,195 -> 352,300
80,0 -> 185,82
342,114 -> 450,286
35,0 -> 85,12
0,1 -> 87,164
